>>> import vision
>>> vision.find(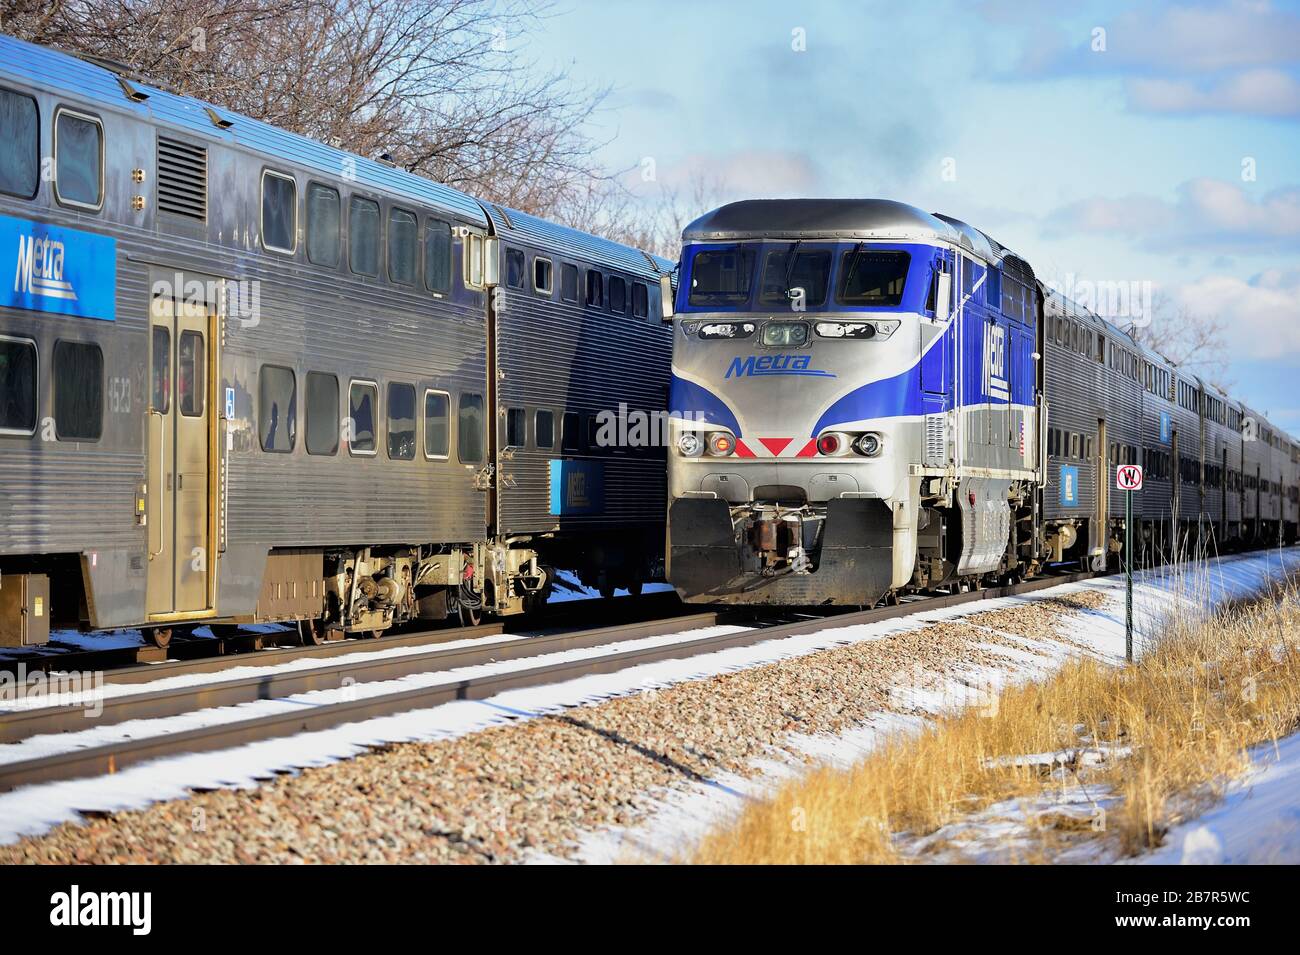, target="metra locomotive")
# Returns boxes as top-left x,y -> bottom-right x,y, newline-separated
0,36 -> 672,648
664,199 -> 1299,606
